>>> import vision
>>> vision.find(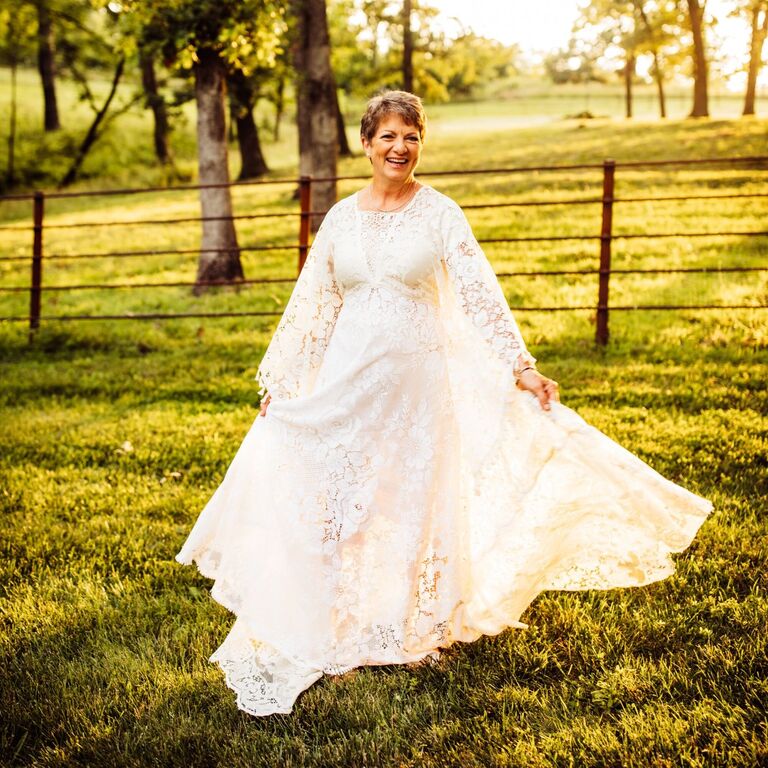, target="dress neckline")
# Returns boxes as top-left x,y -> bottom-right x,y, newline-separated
355,184 -> 429,216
